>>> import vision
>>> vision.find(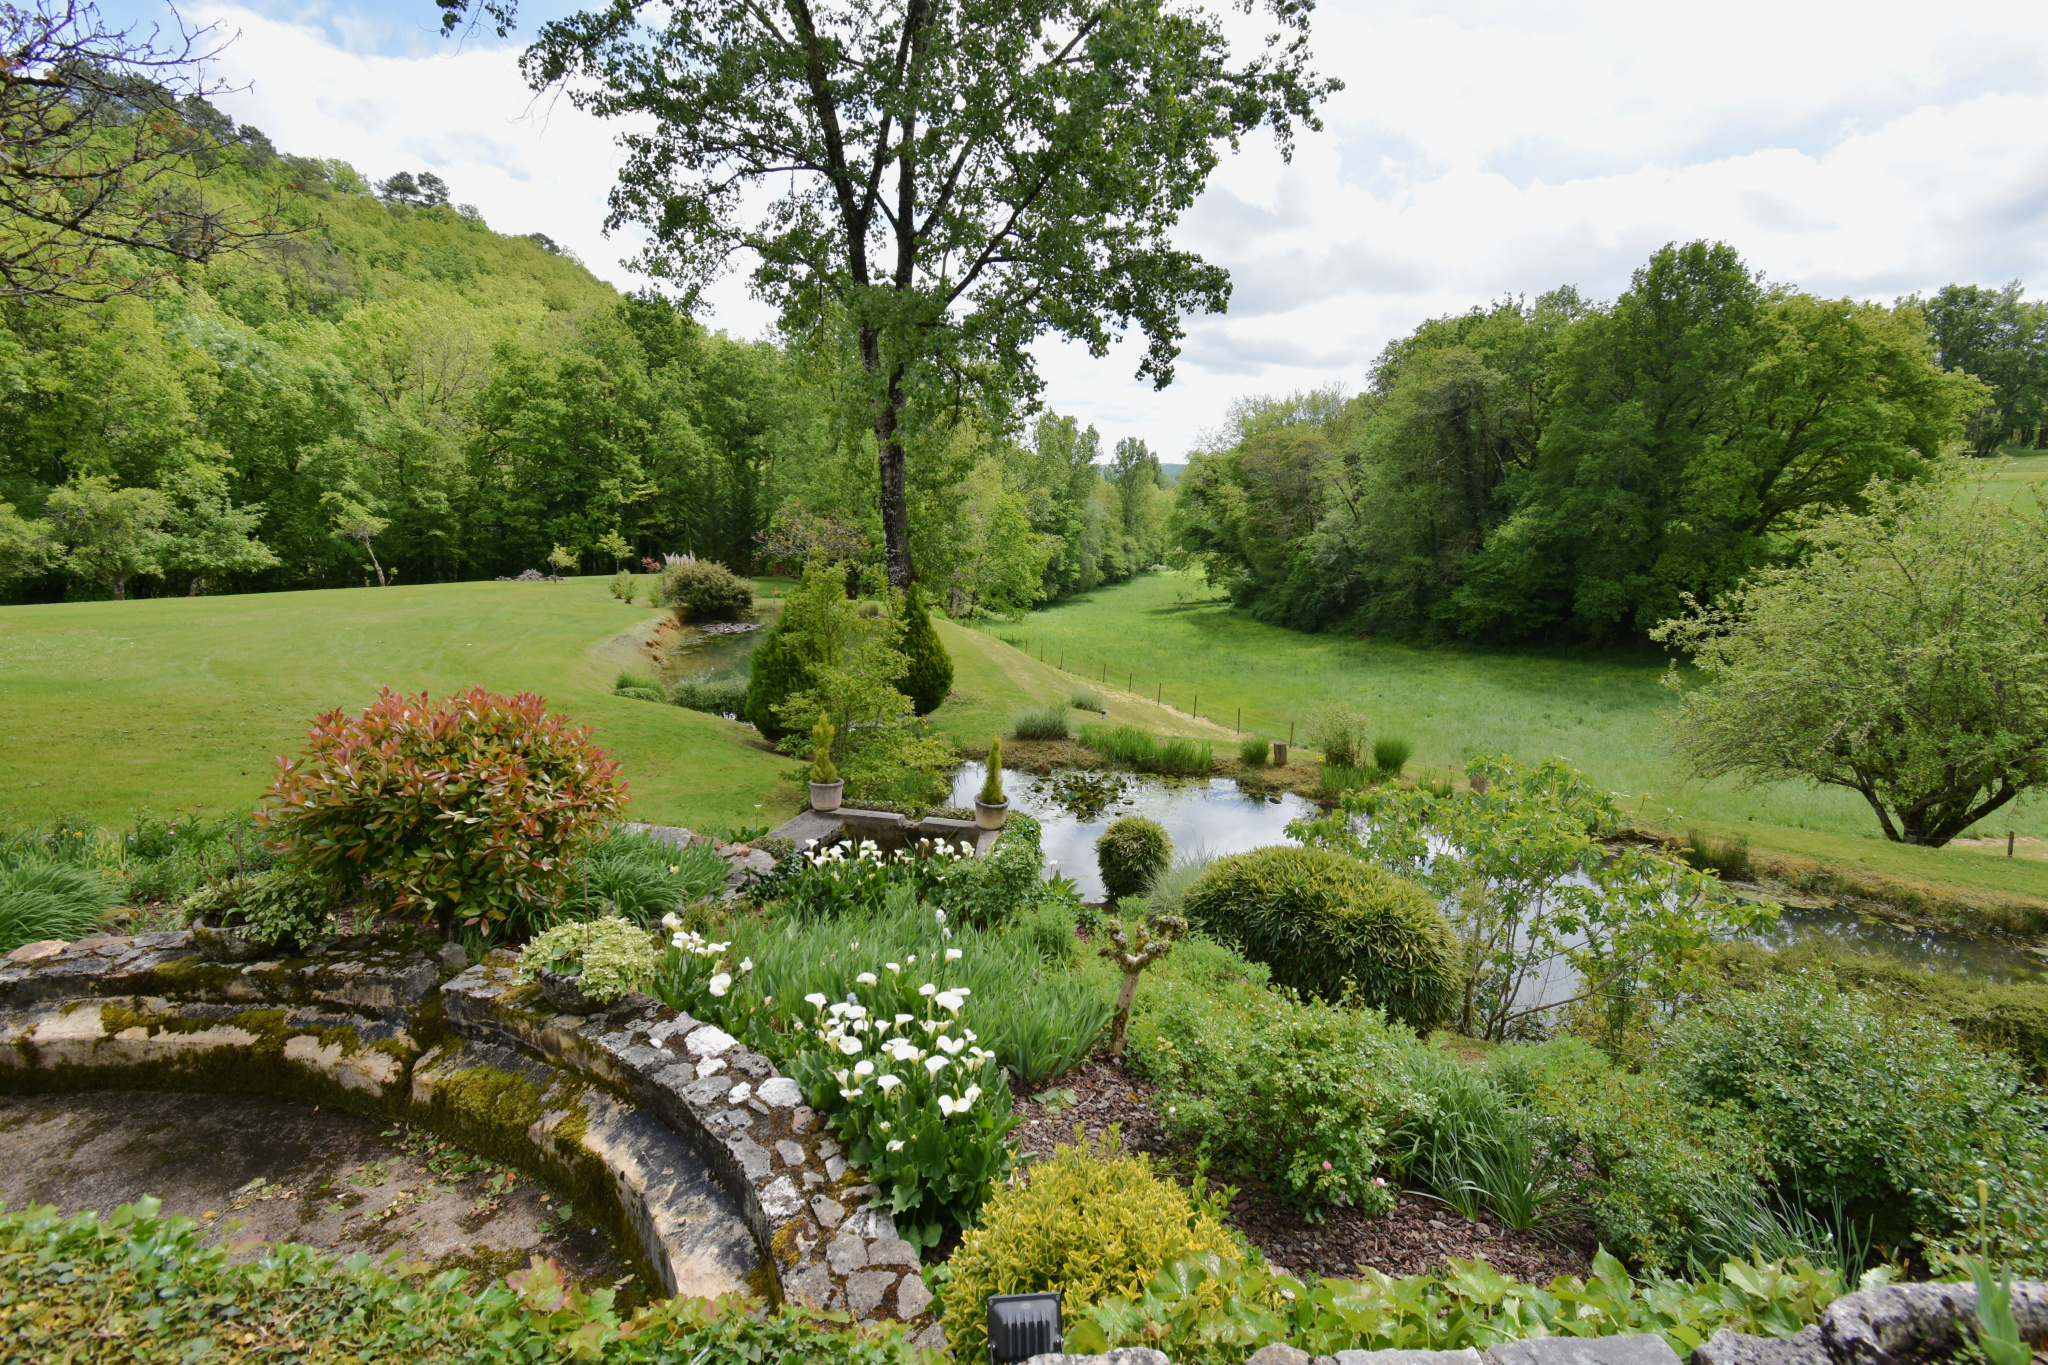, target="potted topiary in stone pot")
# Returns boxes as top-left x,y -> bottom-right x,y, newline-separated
975,735 -> 1009,831
516,916 -> 658,1016
183,868 -> 336,962
808,713 -> 844,813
